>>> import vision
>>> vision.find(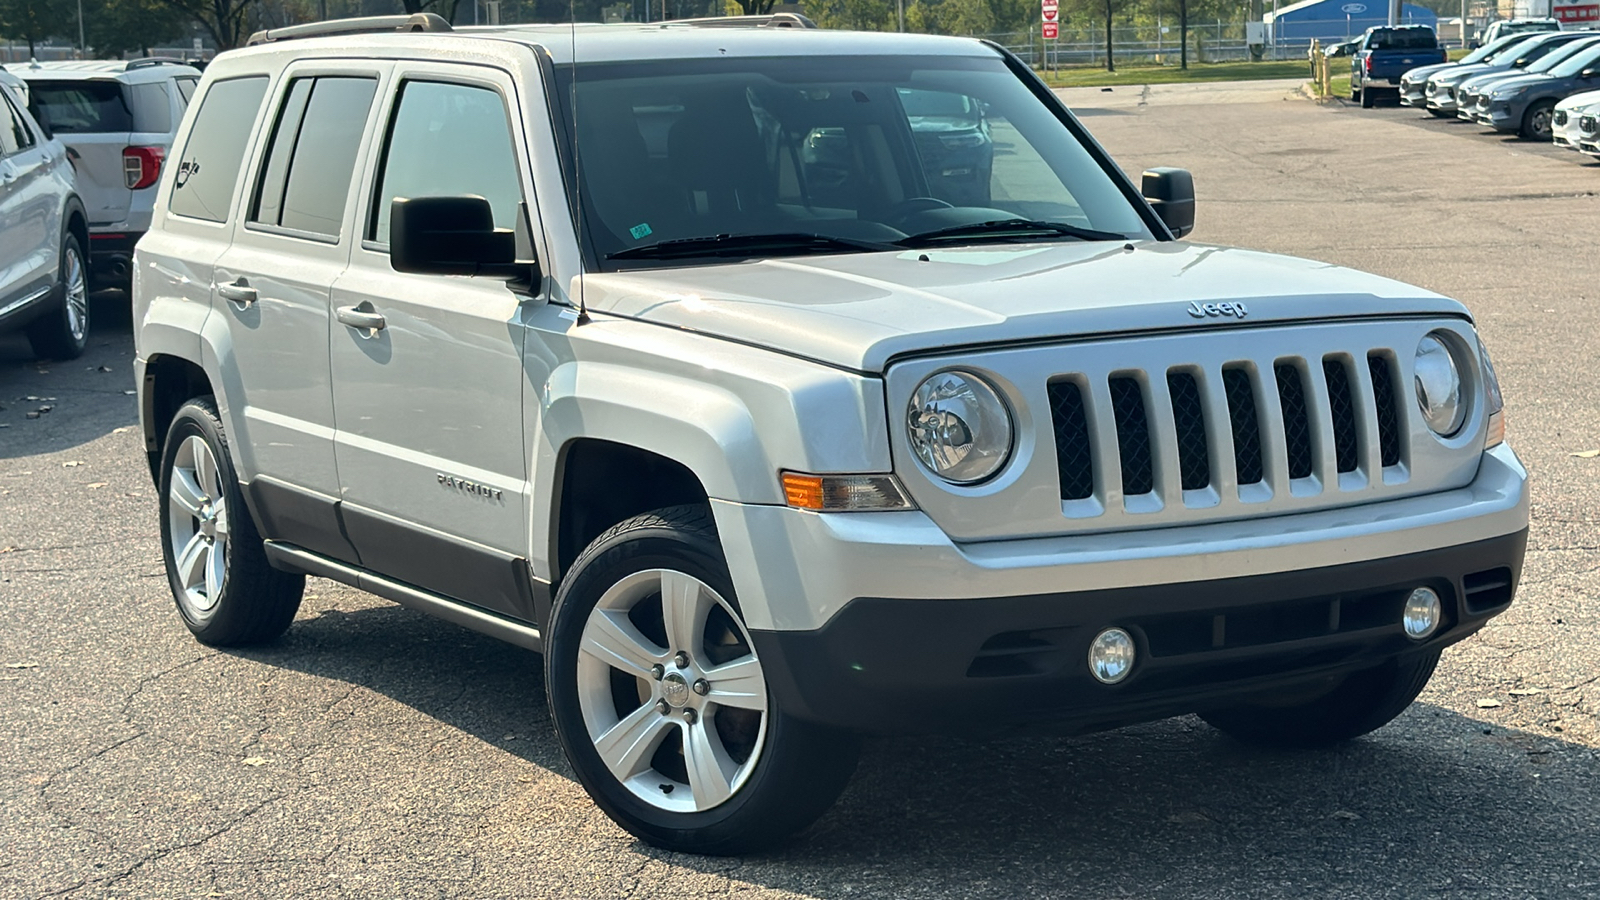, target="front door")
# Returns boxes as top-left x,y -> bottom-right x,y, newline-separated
329,64 -> 542,621
0,88 -> 54,306
209,63 -> 389,563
